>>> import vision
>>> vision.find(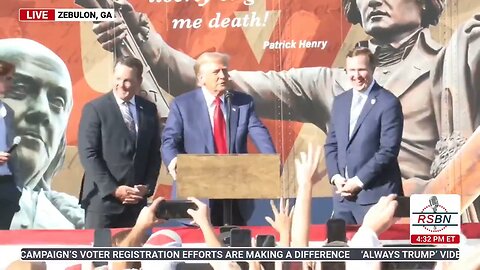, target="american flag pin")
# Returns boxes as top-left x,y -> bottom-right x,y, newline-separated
371,99 -> 376,105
